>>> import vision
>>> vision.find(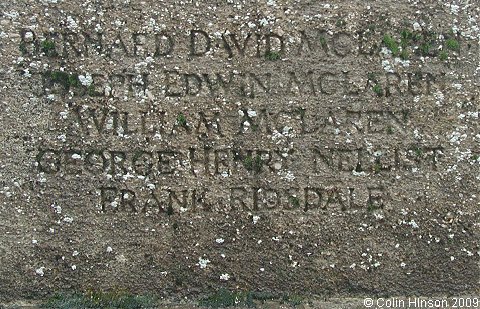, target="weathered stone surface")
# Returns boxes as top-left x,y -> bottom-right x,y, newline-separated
0,0 -> 479,302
